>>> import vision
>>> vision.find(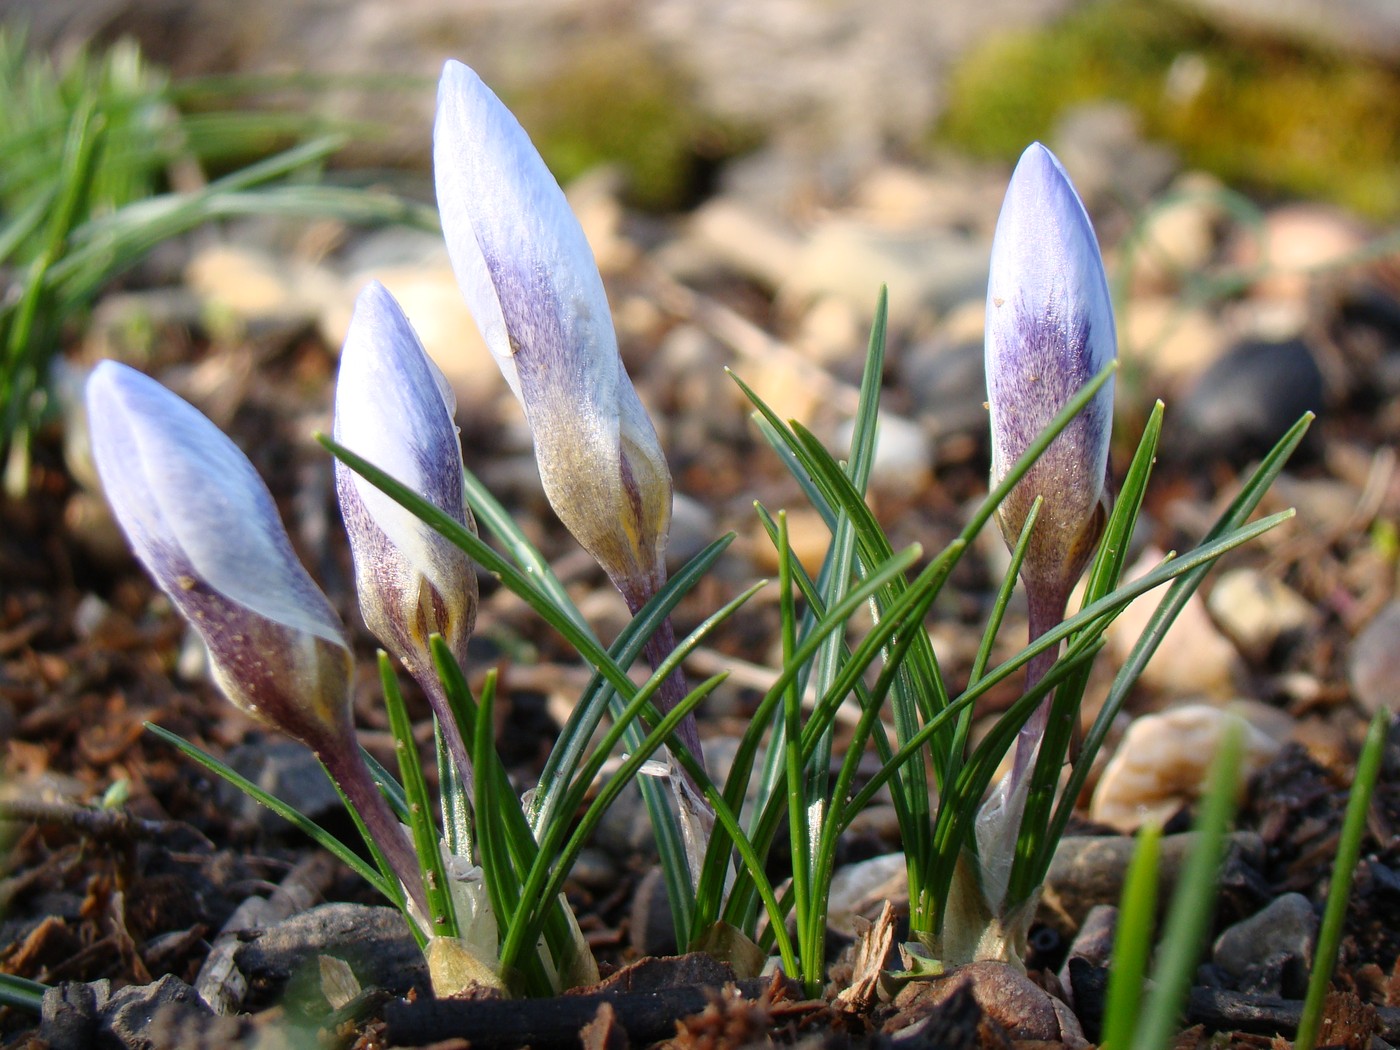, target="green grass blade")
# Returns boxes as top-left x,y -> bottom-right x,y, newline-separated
428,644 -> 580,981
530,534 -> 735,832
1101,822 -> 1162,1050
324,435 -> 715,946
513,673 -> 761,975
698,544 -> 927,928
803,285 -> 888,805
775,513 -> 816,986
1136,725 -> 1244,1050
1078,401 -> 1164,613
0,973 -> 46,1013
437,721 -> 473,860
143,723 -> 394,901
1042,413 -> 1313,883
470,672 -> 549,996
359,747 -> 410,821
379,655 -> 457,940
460,465 -> 587,631
710,542 -> 947,932
1295,709 -> 1391,1050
